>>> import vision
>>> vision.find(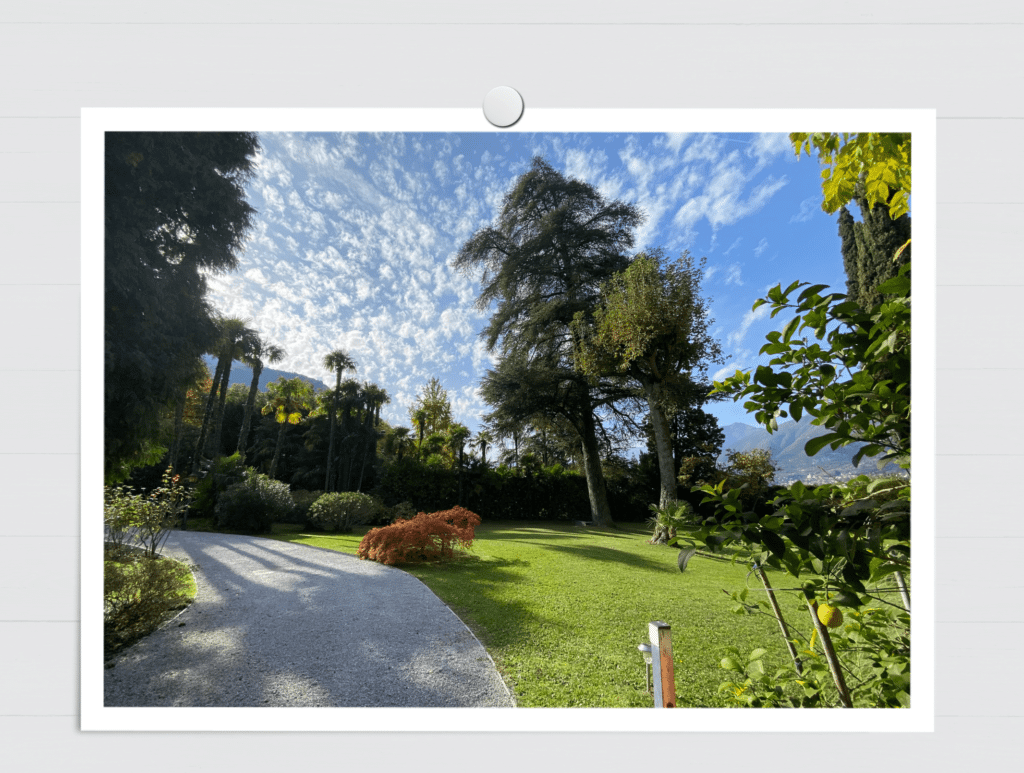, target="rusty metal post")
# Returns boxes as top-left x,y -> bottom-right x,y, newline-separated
648,621 -> 676,708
